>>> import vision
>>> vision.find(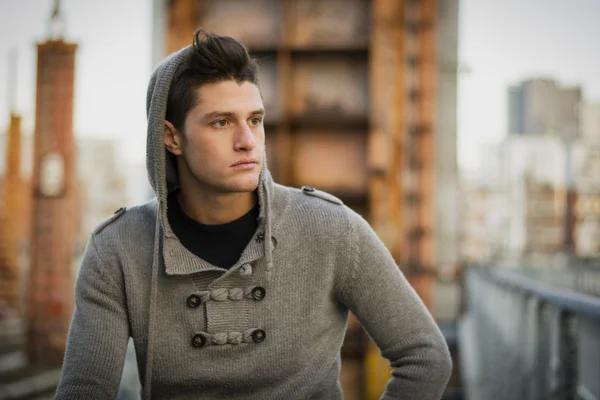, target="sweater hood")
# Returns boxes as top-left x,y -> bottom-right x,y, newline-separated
143,45 -> 276,399
144,44 -> 276,269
